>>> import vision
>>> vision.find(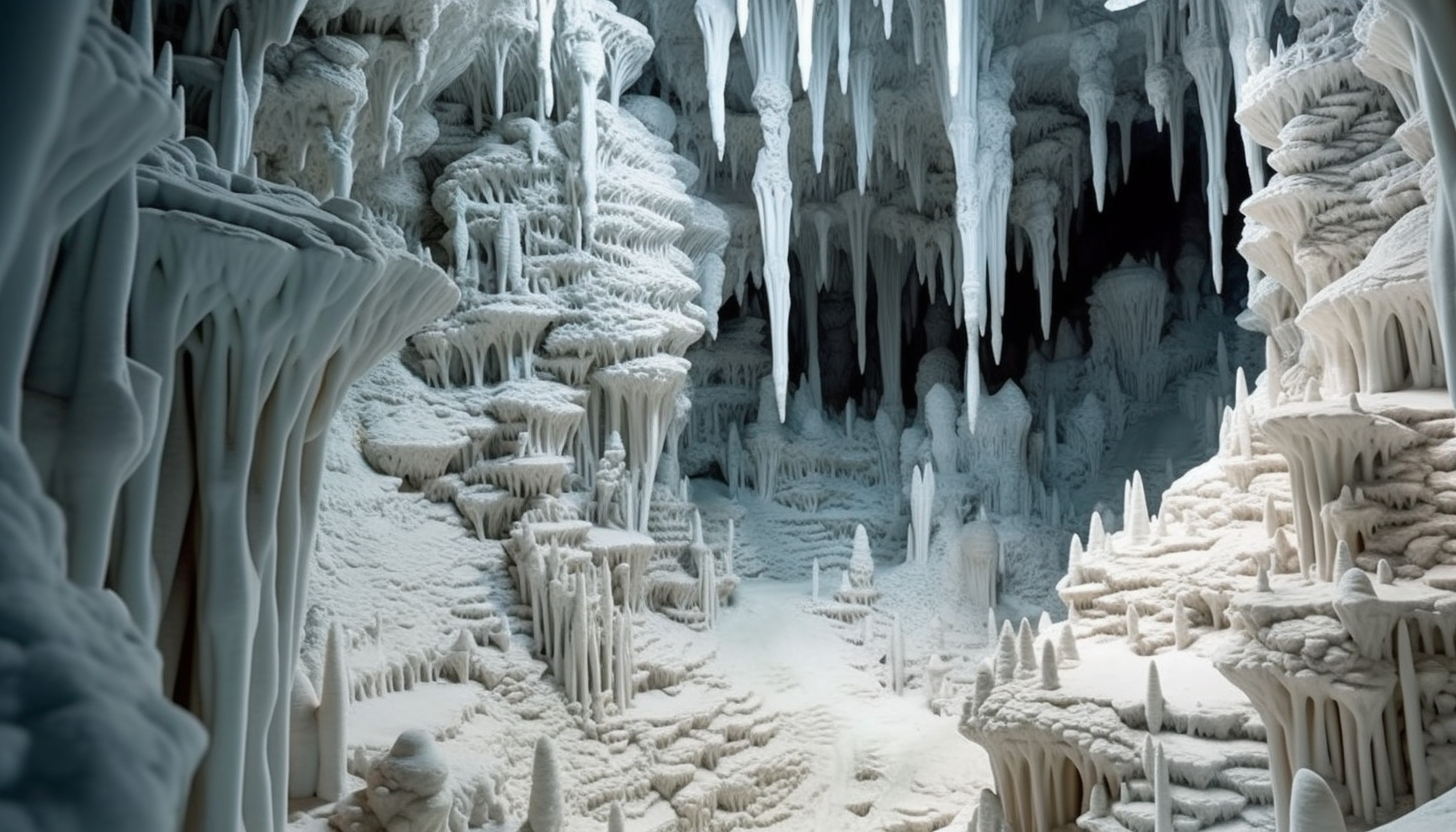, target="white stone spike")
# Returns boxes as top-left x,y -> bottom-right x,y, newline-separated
836,0 -> 851,93
1399,619 -> 1431,806
975,789 -> 1006,832
1174,597 -> 1191,649
1146,660 -> 1164,733
1126,470 -> 1150,544
317,623 -> 348,801
1089,511 -> 1106,552
737,0 -> 749,36
1266,338 -> 1282,408
217,29 -> 247,173
1016,619 -> 1037,678
528,737 -> 565,832
1040,640 -> 1059,689
1333,539 -> 1354,581
880,0 -> 894,37
154,40 -> 171,92
1154,744 -> 1172,832
172,84 -> 187,142
889,615 -> 906,694
1289,769 -> 1347,832
1058,624 -> 1079,664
